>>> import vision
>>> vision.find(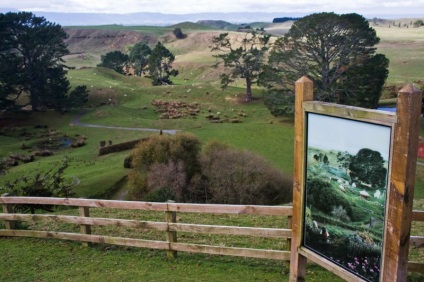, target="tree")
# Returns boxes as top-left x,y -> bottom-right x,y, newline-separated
211,31 -> 271,102
173,28 -> 185,39
148,42 -> 178,86
349,148 -> 387,188
0,12 -> 87,112
340,54 -> 389,108
413,20 -> 424,28
98,50 -> 129,74
266,12 -> 388,108
129,42 -> 151,76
